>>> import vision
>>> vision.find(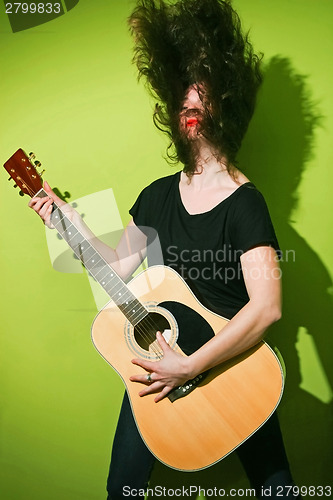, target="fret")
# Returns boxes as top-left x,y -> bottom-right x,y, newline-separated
131,309 -> 148,325
105,279 -> 125,297
114,293 -> 136,309
107,285 -> 145,316
50,209 -> 63,225
118,300 -> 147,326
119,296 -> 144,312
121,310 -> 146,326
84,254 -> 105,272
51,208 -> 69,231
98,269 -> 117,287
111,284 -> 136,304
115,287 -> 134,302
98,268 -> 115,286
65,231 -> 85,251
76,244 -> 97,261
49,202 -> 148,325
117,294 -> 134,307
94,267 -> 122,293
